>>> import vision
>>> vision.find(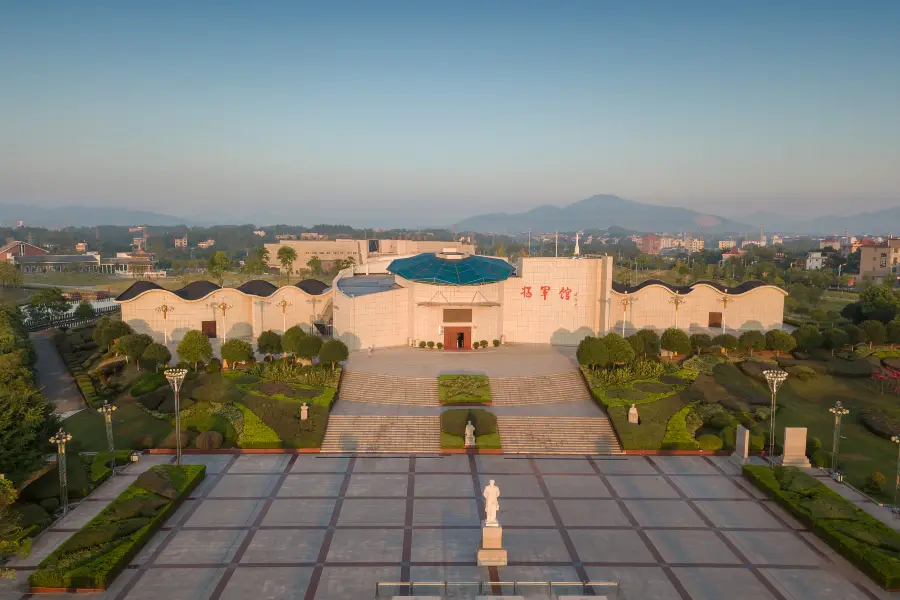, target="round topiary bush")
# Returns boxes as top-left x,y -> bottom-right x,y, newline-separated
719,426 -> 736,451
437,342 -> 443,350
195,430 -> 224,450
812,450 -> 834,469
806,436 -> 822,456
697,434 -> 724,451
708,413 -> 734,431
479,340 -> 488,348
39,497 -> 60,514
133,434 -> 154,450
159,431 -> 189,449
205,358 -> 222,374
493,339 -> 500,347
427,341 -> 435,349
749,434 -> 765,451
787,365 -> 818,381
419,341 -> 426,348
